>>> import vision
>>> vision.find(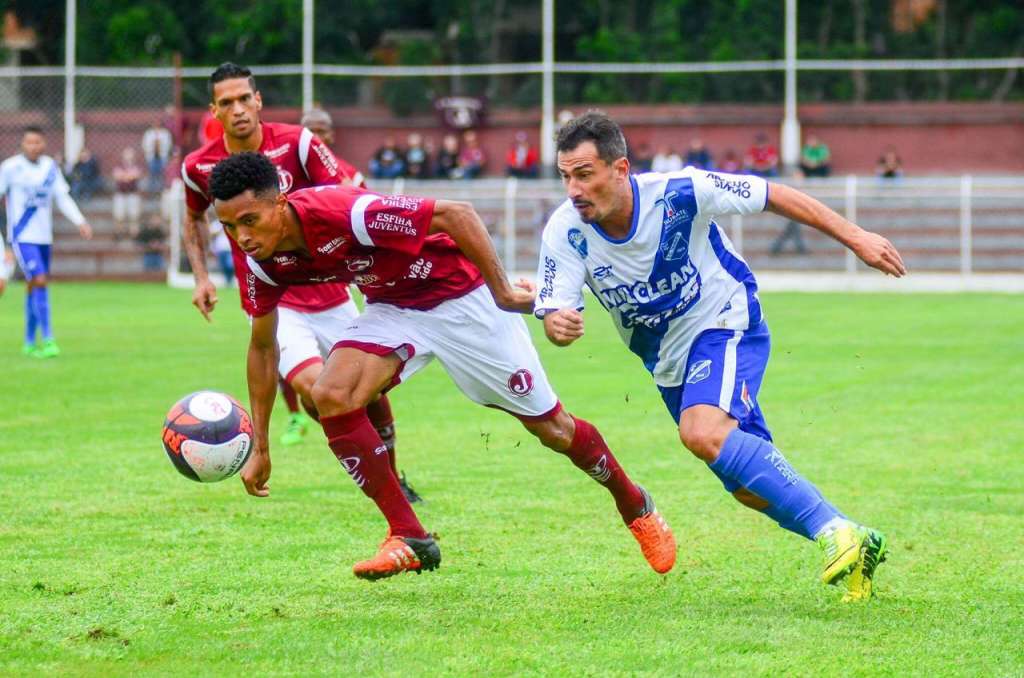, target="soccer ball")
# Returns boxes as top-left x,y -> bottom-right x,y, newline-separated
162,391 -> 253,482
